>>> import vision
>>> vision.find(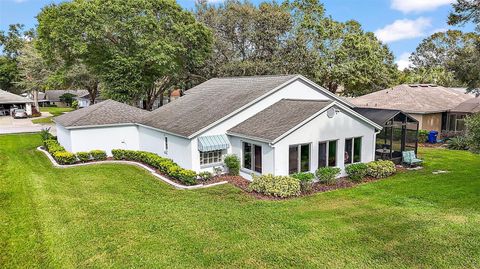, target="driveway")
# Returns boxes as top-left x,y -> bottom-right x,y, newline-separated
0,112 -> 56,135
